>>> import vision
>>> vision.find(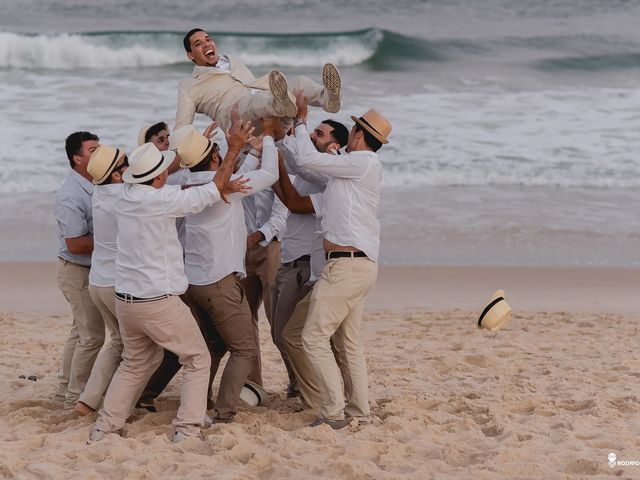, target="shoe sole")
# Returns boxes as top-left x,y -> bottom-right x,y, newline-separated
322,63 -> 341,113
269,70 -> 297,118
